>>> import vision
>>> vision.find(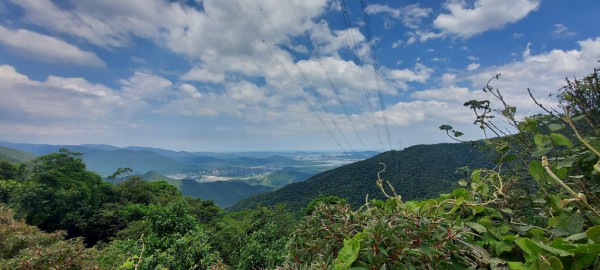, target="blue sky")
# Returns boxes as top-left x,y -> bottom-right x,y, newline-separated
0,0 -> 598,152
